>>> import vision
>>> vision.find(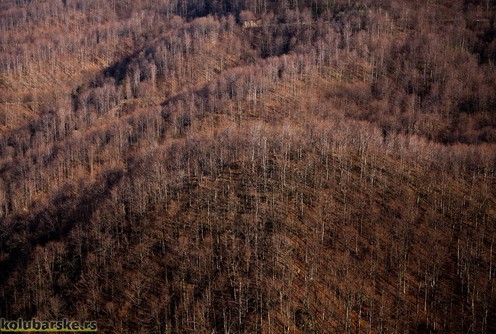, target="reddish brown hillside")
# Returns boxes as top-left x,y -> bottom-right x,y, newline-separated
0,1 -> 495,333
